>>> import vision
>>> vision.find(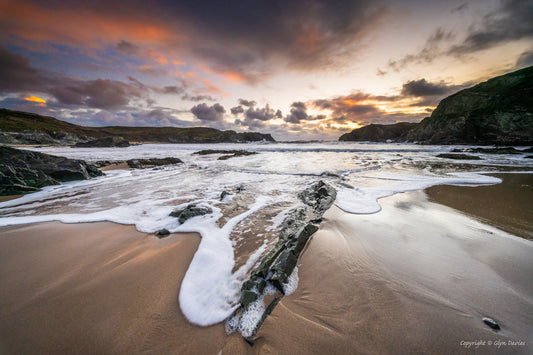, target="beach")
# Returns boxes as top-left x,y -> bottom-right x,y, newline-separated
1,173 -> 531,354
